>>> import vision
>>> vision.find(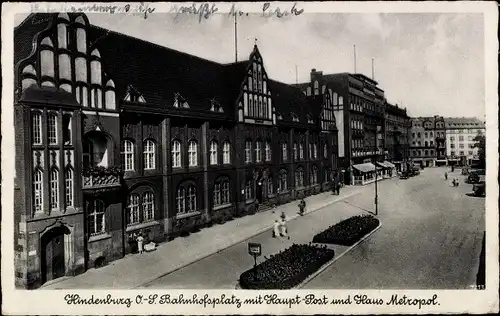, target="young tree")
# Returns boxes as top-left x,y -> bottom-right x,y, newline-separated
473,133 -> 486,169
